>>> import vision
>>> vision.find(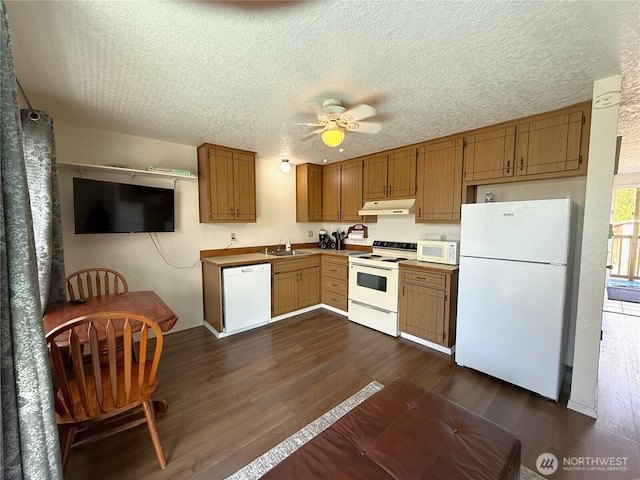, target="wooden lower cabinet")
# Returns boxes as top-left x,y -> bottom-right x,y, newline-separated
399,264 -> 458,350
321,255 -> 348,311
272,256 -> 320,317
